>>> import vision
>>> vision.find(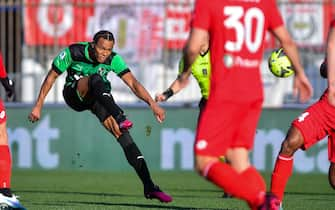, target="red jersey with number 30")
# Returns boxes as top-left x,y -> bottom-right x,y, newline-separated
192,0 -> 284,102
